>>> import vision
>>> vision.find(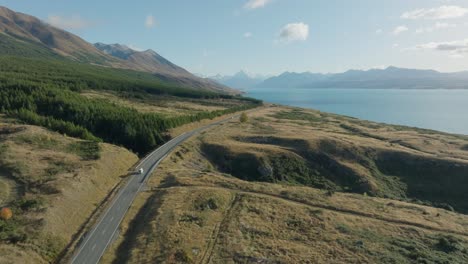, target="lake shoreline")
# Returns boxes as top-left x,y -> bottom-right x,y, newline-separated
246,88 -> 468,136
